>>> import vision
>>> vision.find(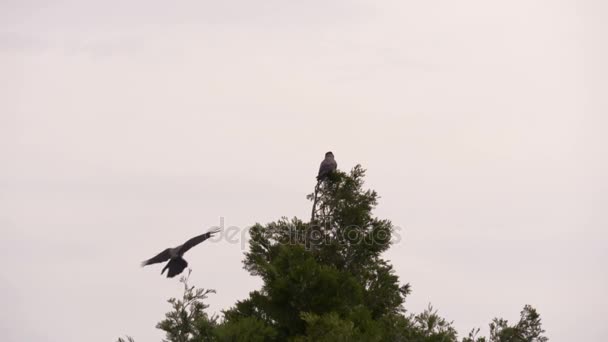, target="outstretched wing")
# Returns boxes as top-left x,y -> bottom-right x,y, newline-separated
177,228 -> 220,255
141,248 -> 172,267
